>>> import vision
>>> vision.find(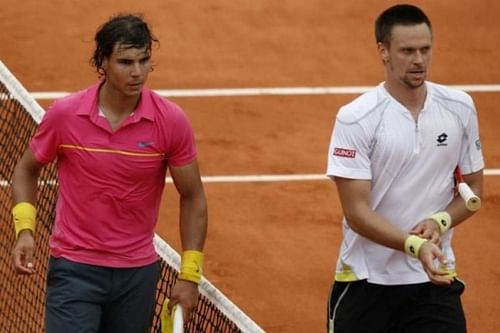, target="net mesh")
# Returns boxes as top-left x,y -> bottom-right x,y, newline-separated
0,61 -> 263,333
